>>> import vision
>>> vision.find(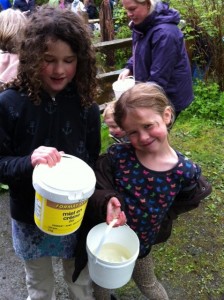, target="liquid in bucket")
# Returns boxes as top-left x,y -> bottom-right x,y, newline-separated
96,242 -> 132,263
